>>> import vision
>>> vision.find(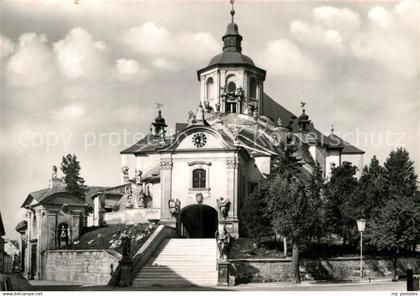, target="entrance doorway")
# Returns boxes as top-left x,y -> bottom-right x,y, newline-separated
177,204 -> 218,238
